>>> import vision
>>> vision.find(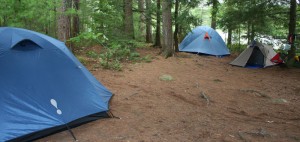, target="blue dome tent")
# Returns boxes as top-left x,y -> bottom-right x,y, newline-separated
179,26 -> 230,56
0,27 -> 112,142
